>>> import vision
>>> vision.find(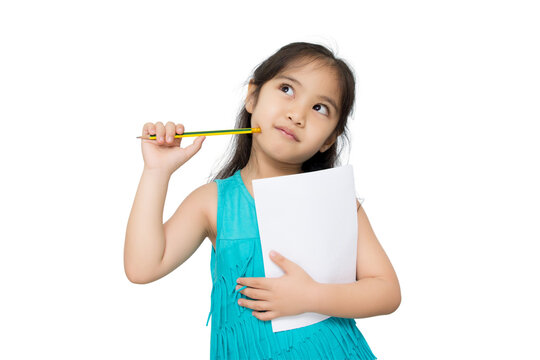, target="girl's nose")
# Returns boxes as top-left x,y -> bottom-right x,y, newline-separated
287,101 -> 308,125
287,109 -> 305,126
